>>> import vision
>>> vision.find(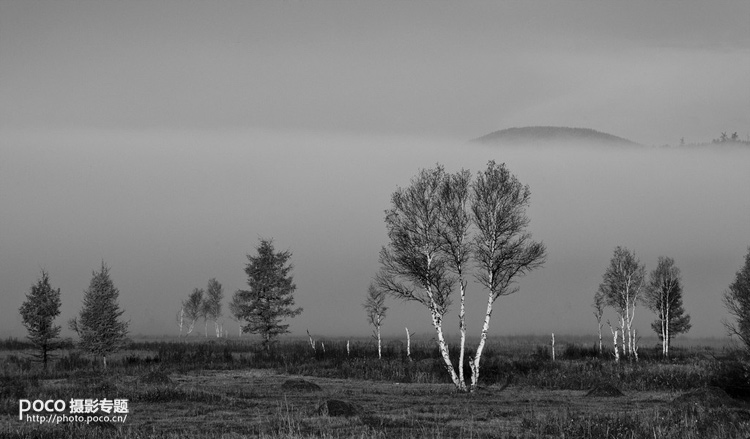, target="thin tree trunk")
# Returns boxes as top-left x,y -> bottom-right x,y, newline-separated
597,321 -> 603,355
405,327 -> 411,360
470,291 -> 494,391
458,280 -> 467,389
429,306 -> 462,390
377,325 -> 382,360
